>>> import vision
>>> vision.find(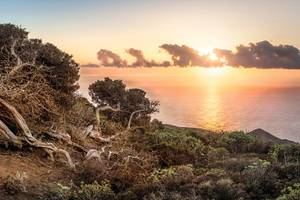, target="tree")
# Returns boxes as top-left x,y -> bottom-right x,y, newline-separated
0,23 -> 80,168
89,77 -> 159,128
0,23 -> 80,126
